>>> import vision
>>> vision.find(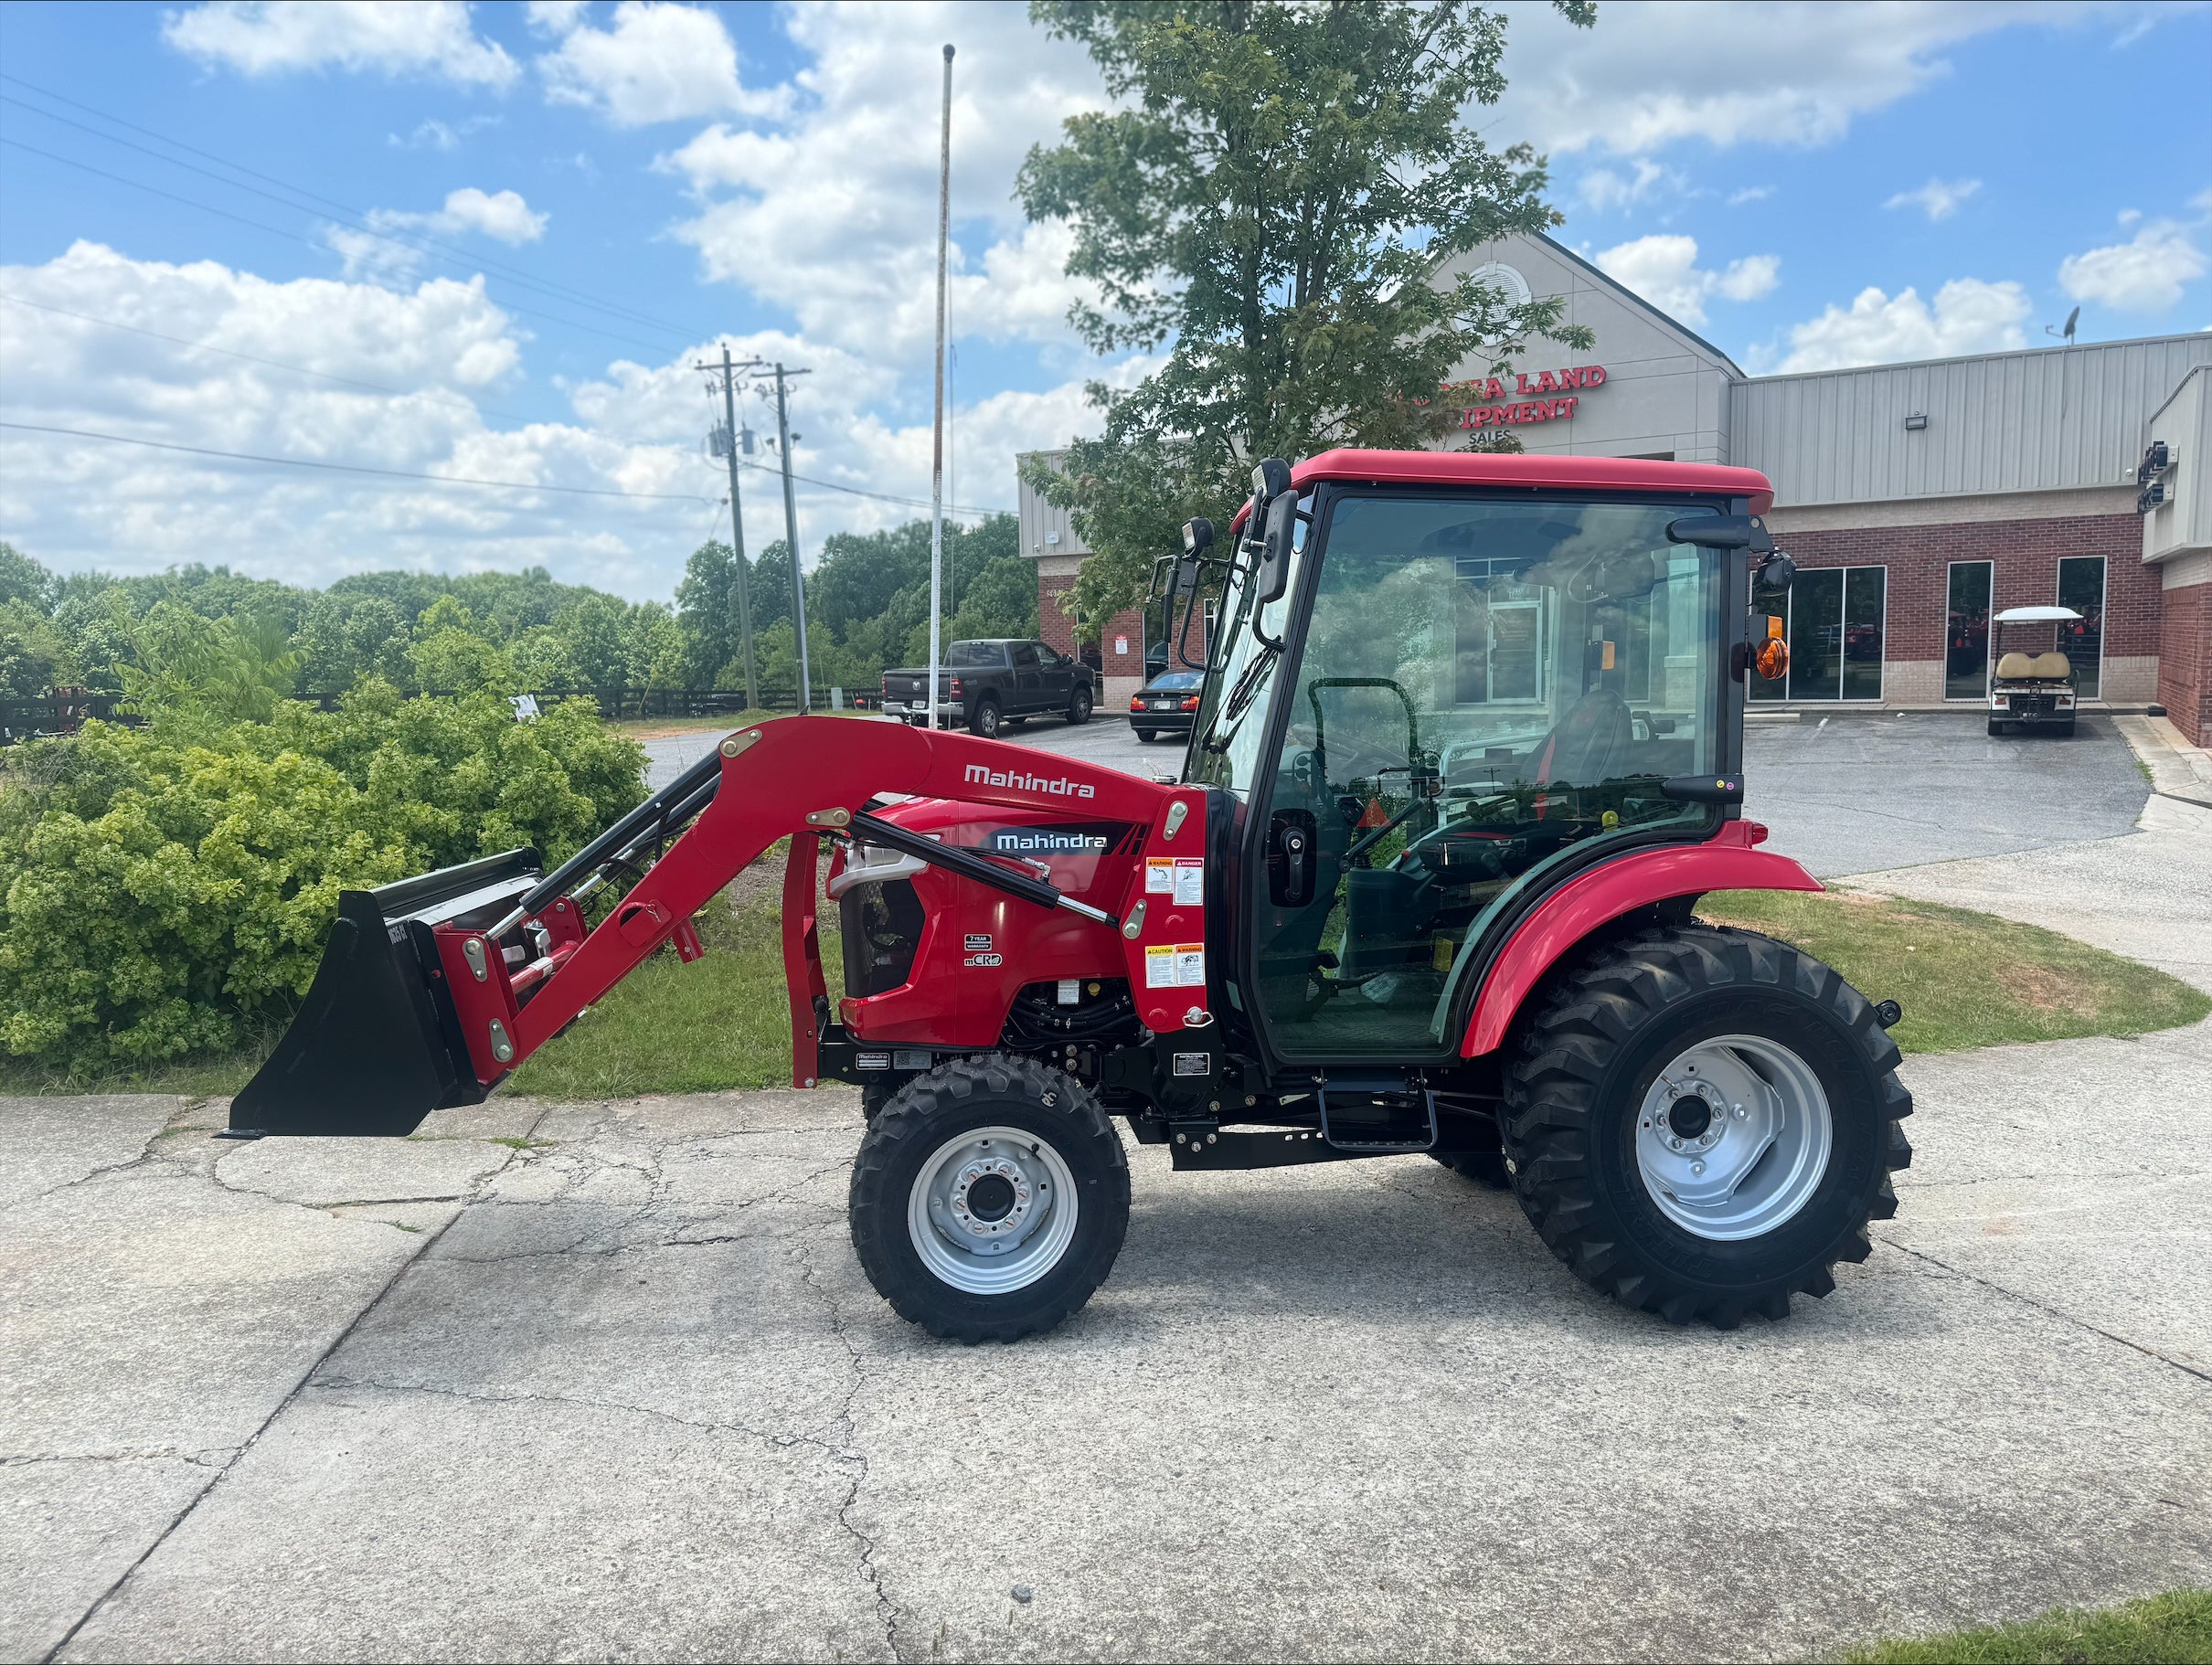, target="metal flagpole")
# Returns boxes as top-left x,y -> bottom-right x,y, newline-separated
926,42 -> 953,731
